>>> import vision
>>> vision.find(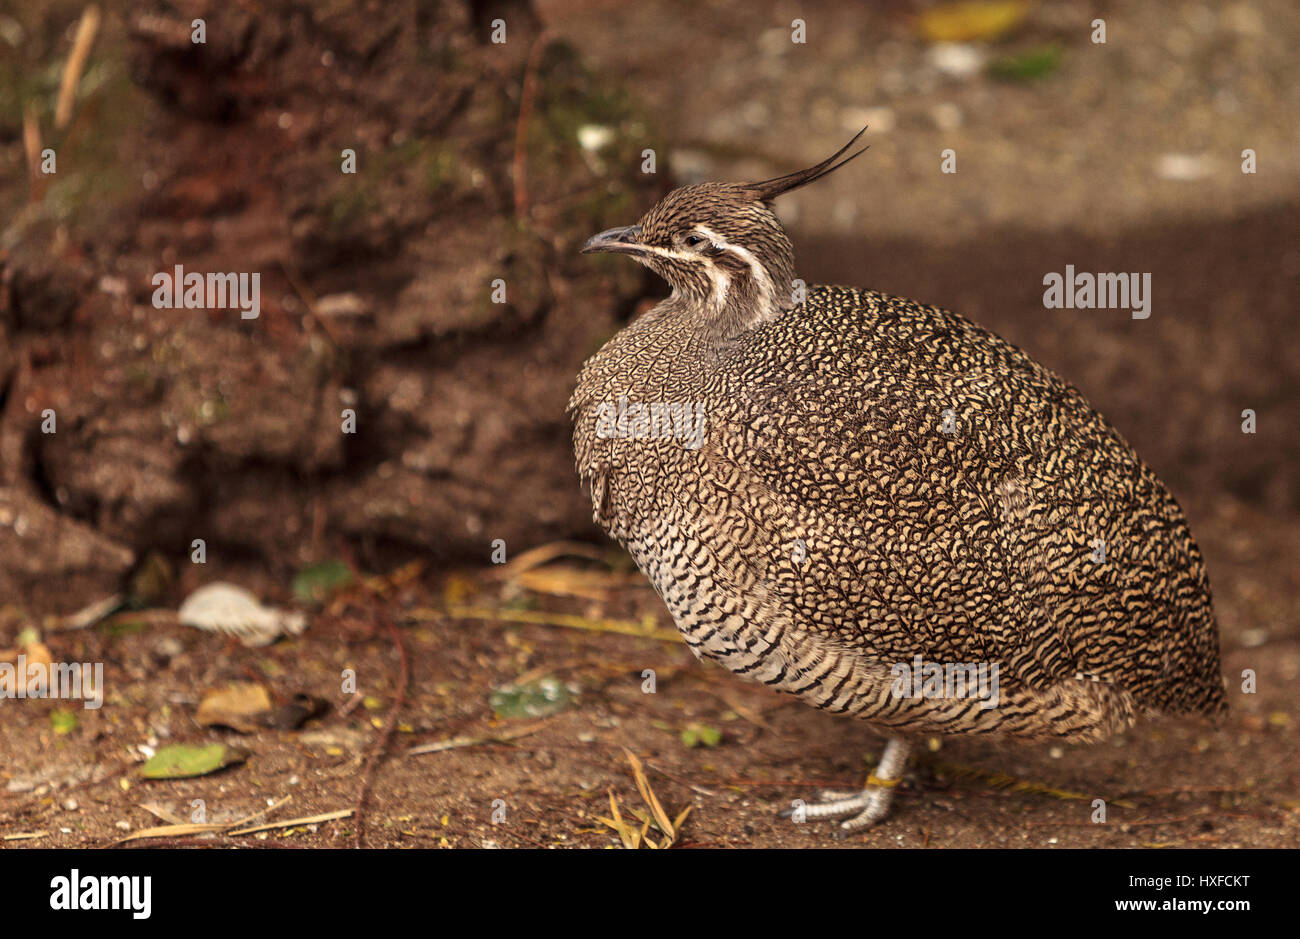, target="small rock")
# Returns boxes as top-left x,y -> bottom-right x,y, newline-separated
930,102 -> 963,131
841,106 -> 894,134
1155,153 -> 1212,181
927,43 -> 986,80
62,798 -> 79,811
1239,628 -> 1268,648
153,636 -> 184,660
577,124 -> 614,153
98,275 -> 129,297
315,292 -> 369,318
